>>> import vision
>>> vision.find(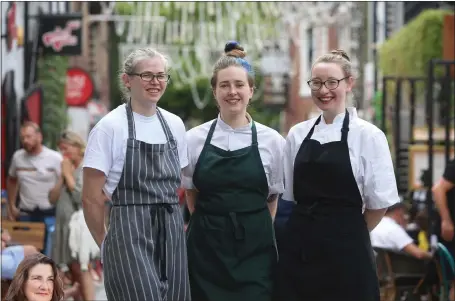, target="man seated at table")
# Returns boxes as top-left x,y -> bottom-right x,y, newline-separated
370,202 -> 433,260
